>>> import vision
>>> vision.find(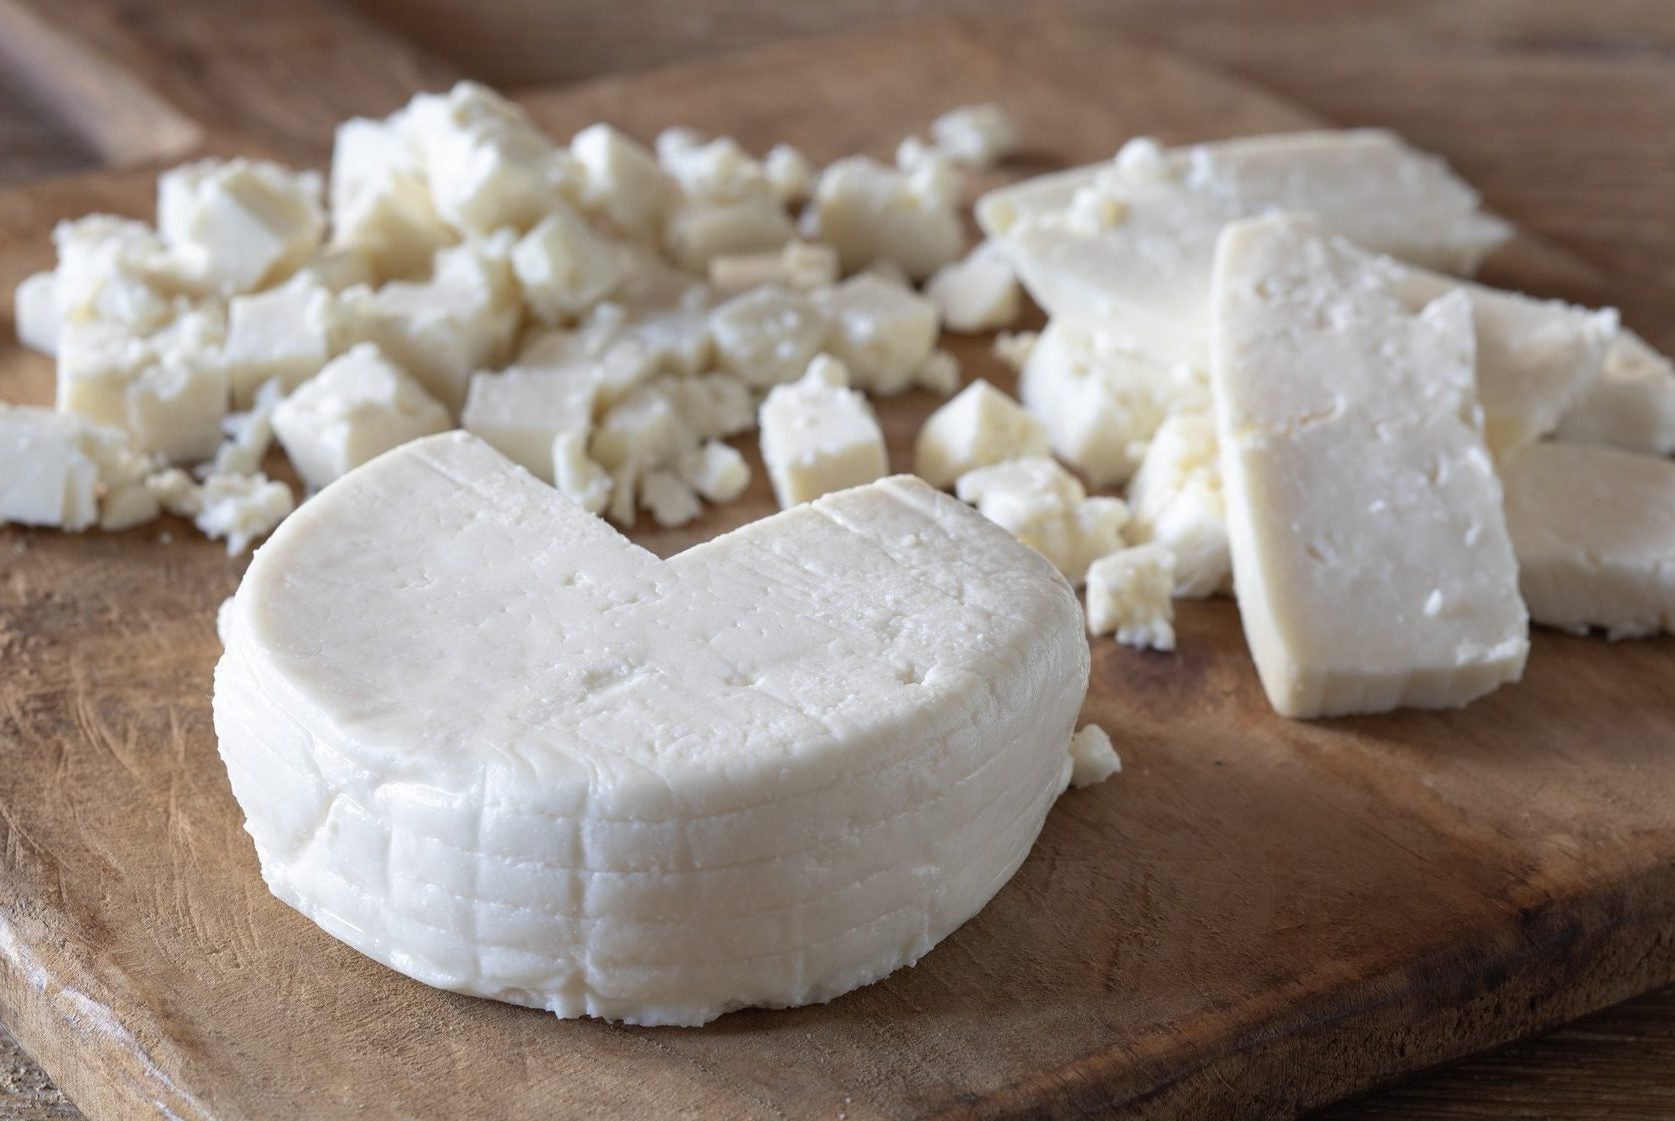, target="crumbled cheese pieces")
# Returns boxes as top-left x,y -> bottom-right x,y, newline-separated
1067,724 -> 1121,789
759,355 -> 888,508
551,429 -> 612,514
930,104 -> 1018,170
1554,330 -> 1675,456
194,473 -> 295,555
925,242 -> 1020,333
979,129 -> 1512,370
0,406 -> 142,530
222,275 -> 339,405
462,366 -> 595,482
158,159 -> 326,294
913,379 -> 1048,489
1086,543 -> 1177,651
510,203 -> 626,323
1502,442 -> 1675,639
398,81 -> 563,236
954,457 -> 1128,587
272,344 -> 452,491
15,271 -> 60,354
817,274 -> 939,394
1124,412 -> 1230,598
679,439 -> 751,503
1211,214 -> 1527,718
806,157 -> 964,280
213,432 -> 1089,1025
708,285 -> 829,389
